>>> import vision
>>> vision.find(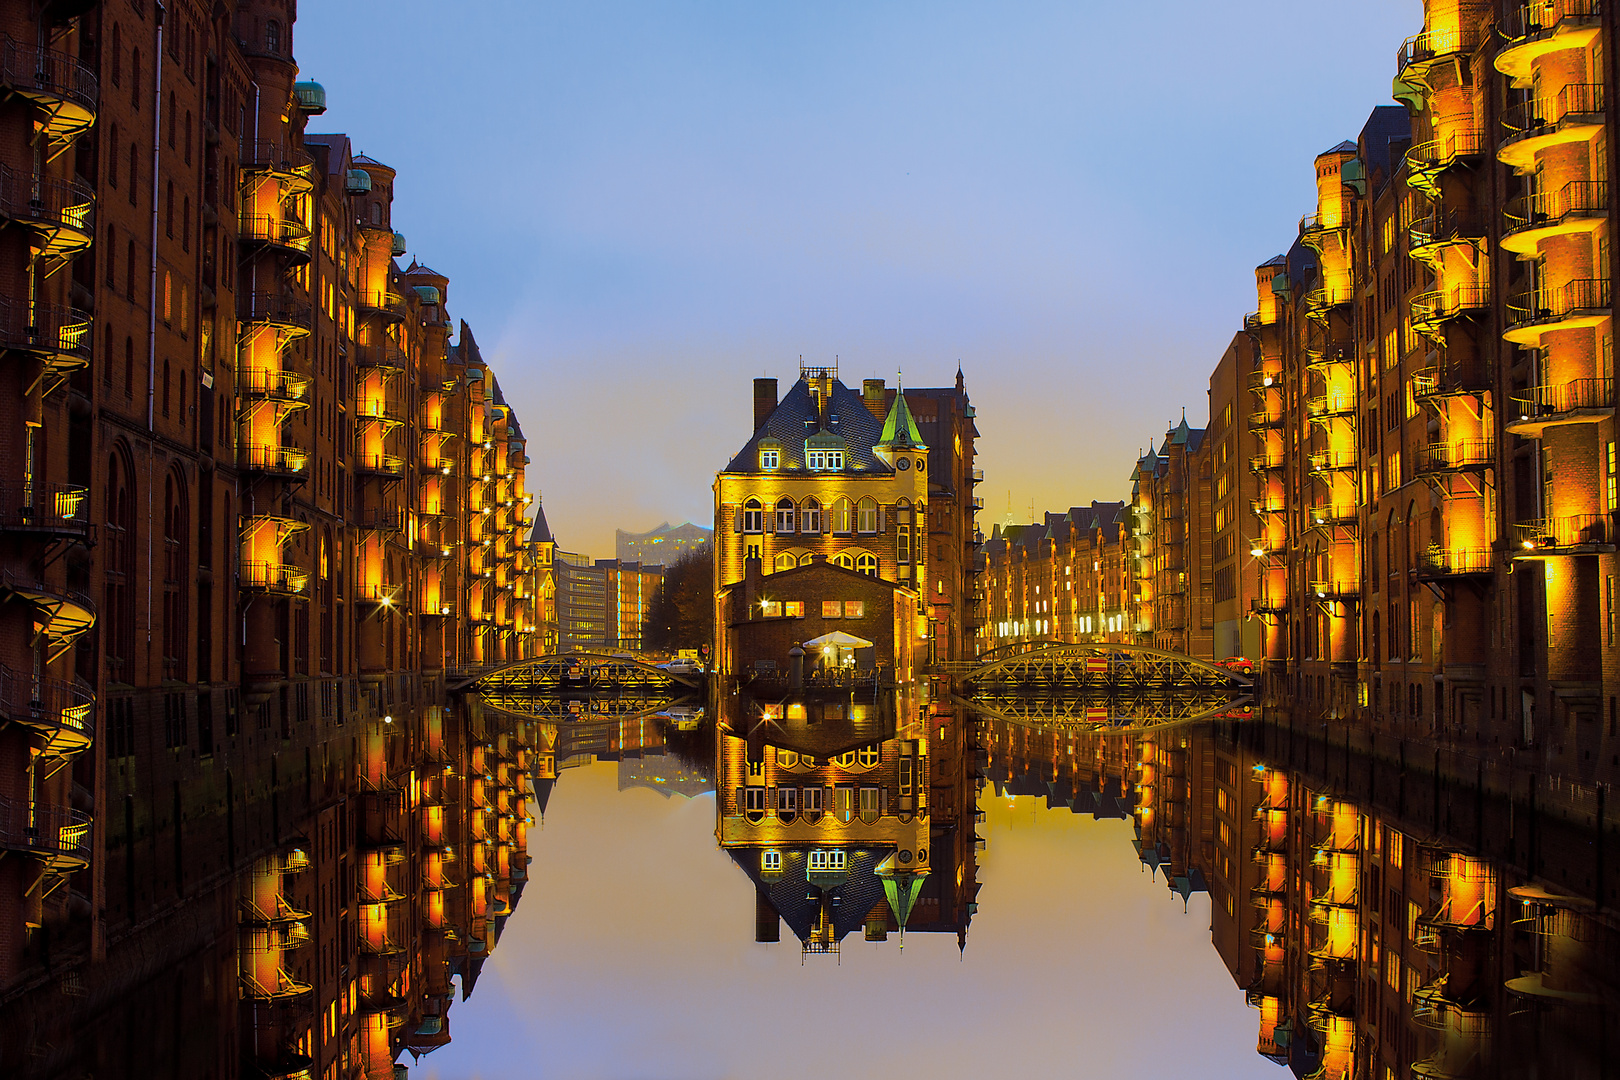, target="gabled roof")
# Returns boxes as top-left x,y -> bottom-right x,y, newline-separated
731,846 -> 892,945
724,377 -> 890,475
